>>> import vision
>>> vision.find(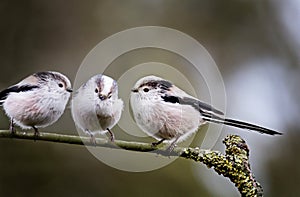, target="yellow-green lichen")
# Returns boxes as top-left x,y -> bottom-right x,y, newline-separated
181,135 -> 263,197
